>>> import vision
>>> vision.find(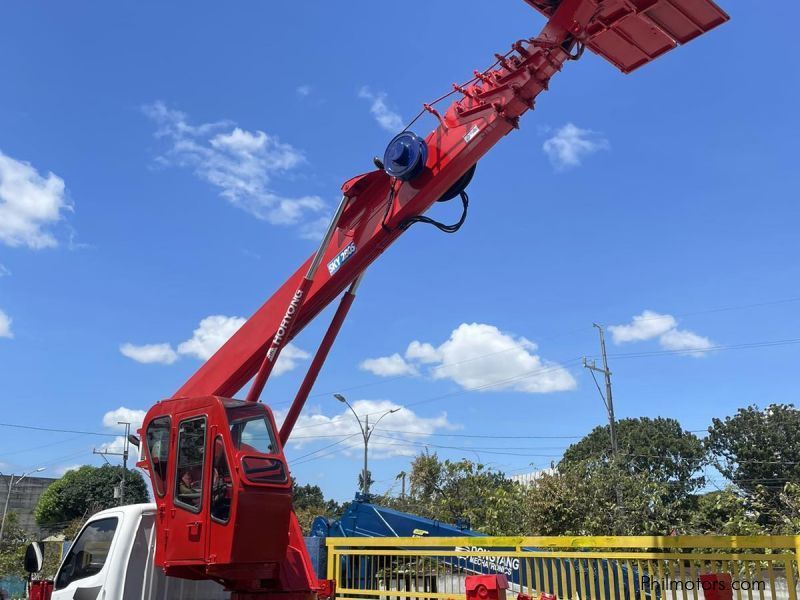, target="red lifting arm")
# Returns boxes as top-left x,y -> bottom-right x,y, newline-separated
173,0 -> 728,420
